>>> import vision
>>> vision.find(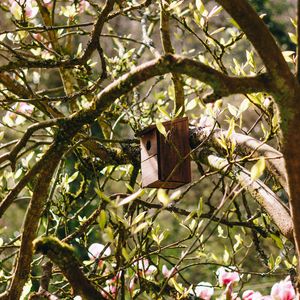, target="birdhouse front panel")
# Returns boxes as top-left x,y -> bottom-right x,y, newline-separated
140,129 -> 159,187
139,117 -> 191,189
158,118 -> 191,184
